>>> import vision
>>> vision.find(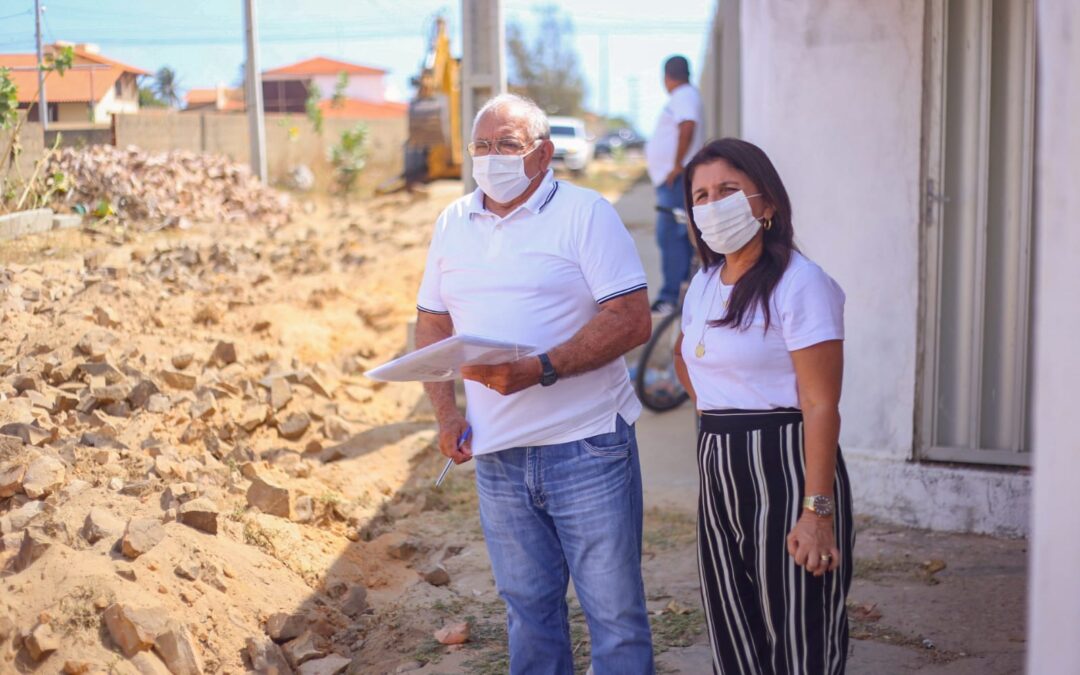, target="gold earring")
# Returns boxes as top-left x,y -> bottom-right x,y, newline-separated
764,218 -> 773,231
